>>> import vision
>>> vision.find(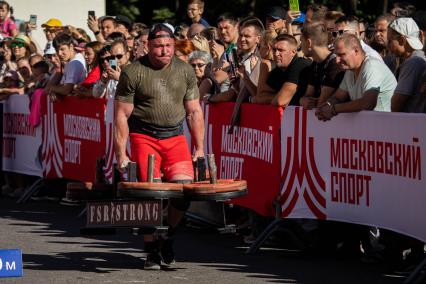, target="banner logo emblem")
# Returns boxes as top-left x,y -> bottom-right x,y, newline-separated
280,108 -> 326,219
